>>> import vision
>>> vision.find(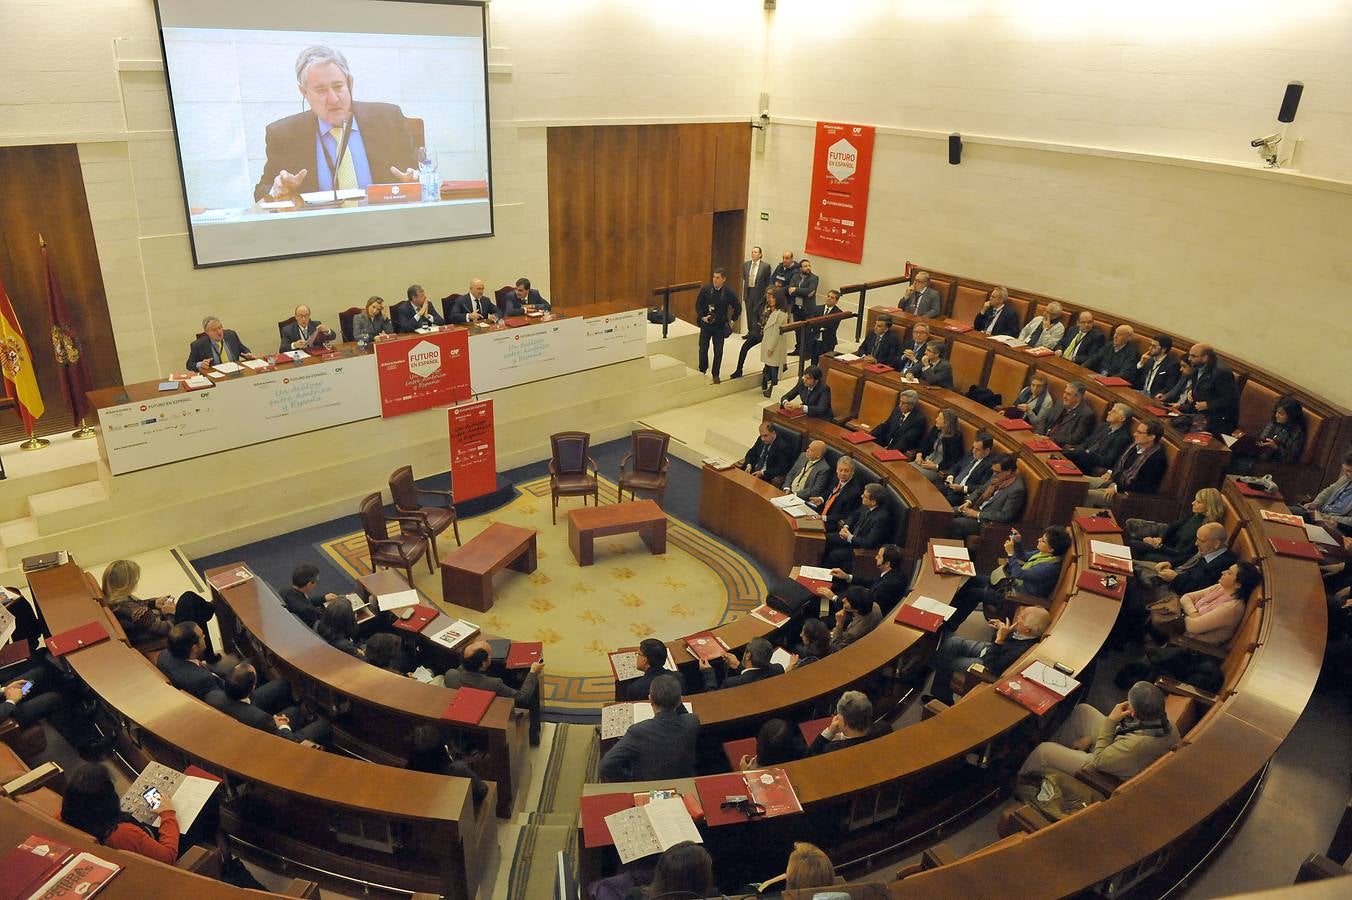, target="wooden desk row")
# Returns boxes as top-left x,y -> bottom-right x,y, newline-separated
26,563 -> 492,900
208,565 -> 530,821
